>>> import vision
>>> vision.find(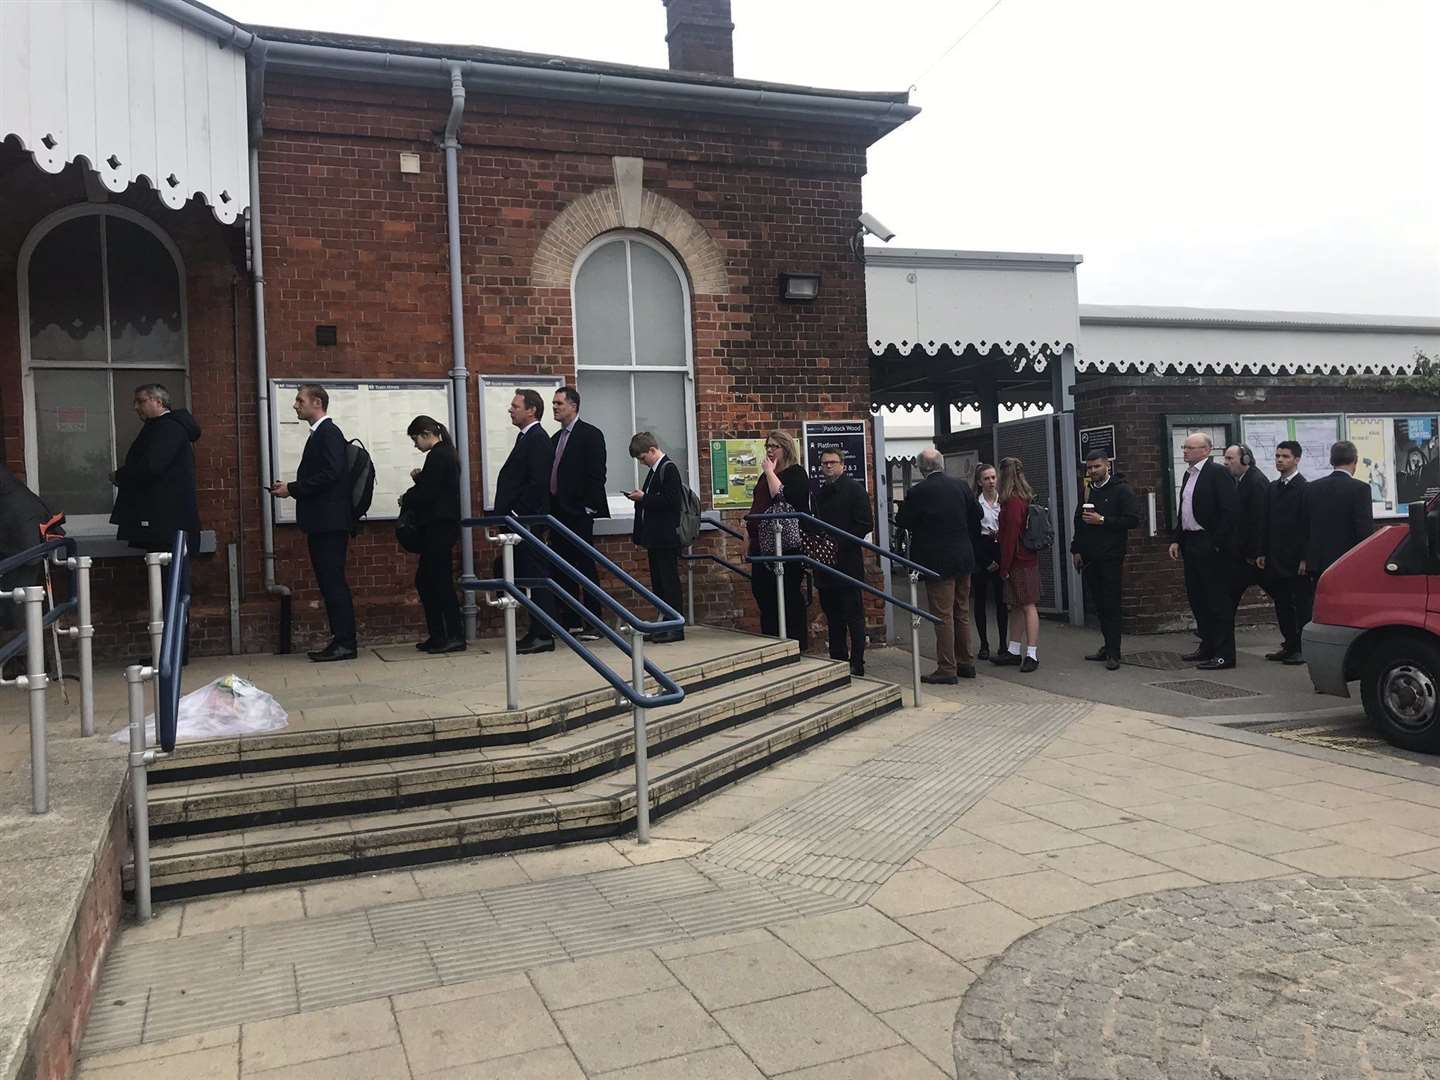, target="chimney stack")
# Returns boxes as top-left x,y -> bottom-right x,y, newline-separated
663,0 -> 734,78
